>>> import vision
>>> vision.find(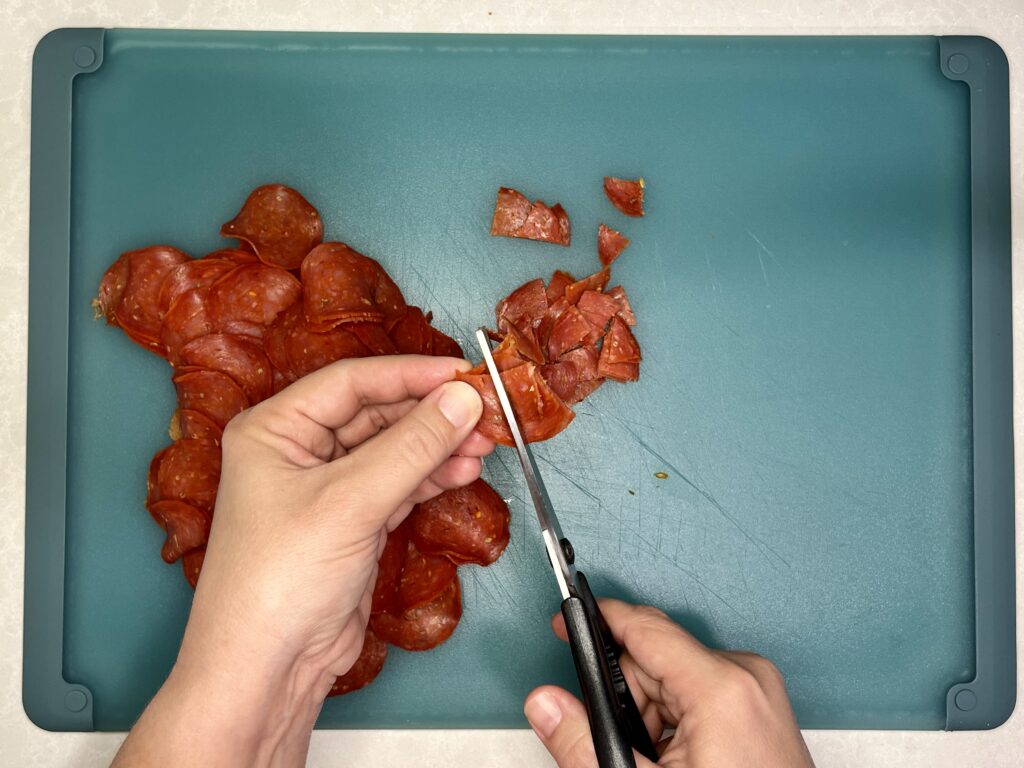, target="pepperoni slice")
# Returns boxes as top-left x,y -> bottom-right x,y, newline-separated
202,247 -> 258,265
271,369 -> 291,395
301,243 -> 407,329
207,262 -> 302,330
598,318 -> 642,382
548,306 -> 597,360
388,306 -> 434,355
151,438 -> 222,511
149,499 -> 212,564
372,524 -> 410,616
161,289 -> 215,363
370,576 -> 462,652
605,285 -> 637,326
492,323 -> 544,371
349,322 -> 398,356
96,245 -> 191,354
576,290 -> 620,332
220,184 -> 323,269
158,258 -> 235,317
495,278 -> 547,330
455,362 -> 575,445
398,537 -> 457,612
546,270 -> 576,303
564,269 -> 611,306
173,368 -> 249,428
173,409 -> 224,442
490,187 -> 570,246
430,328 -> 464,359
598,224 -> 630,266
551,345 -> 605,404
559,345 -> 601,381
411,479 -> 510,566
603,176 -> 645,217
179,333 -> 274,404
182,547 -> 205,589
274,303 -> 370,379
540,360 -> 579,403
328,629 -> 388,697
263,303 -> 299,380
